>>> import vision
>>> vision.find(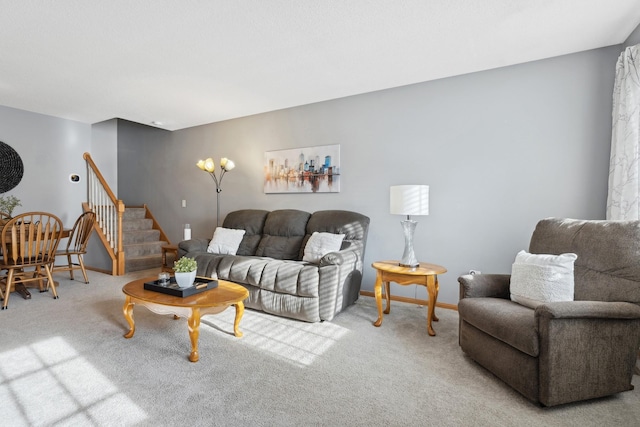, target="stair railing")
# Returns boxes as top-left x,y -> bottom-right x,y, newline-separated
83,152 -> 126,275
